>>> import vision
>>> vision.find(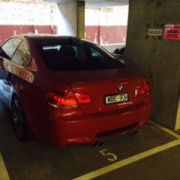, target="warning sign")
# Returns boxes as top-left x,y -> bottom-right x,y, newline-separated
164,24 -> 180,40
